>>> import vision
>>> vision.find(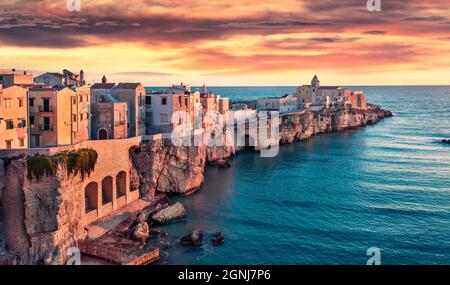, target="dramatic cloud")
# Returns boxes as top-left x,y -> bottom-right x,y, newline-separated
0,0 -> 449,85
